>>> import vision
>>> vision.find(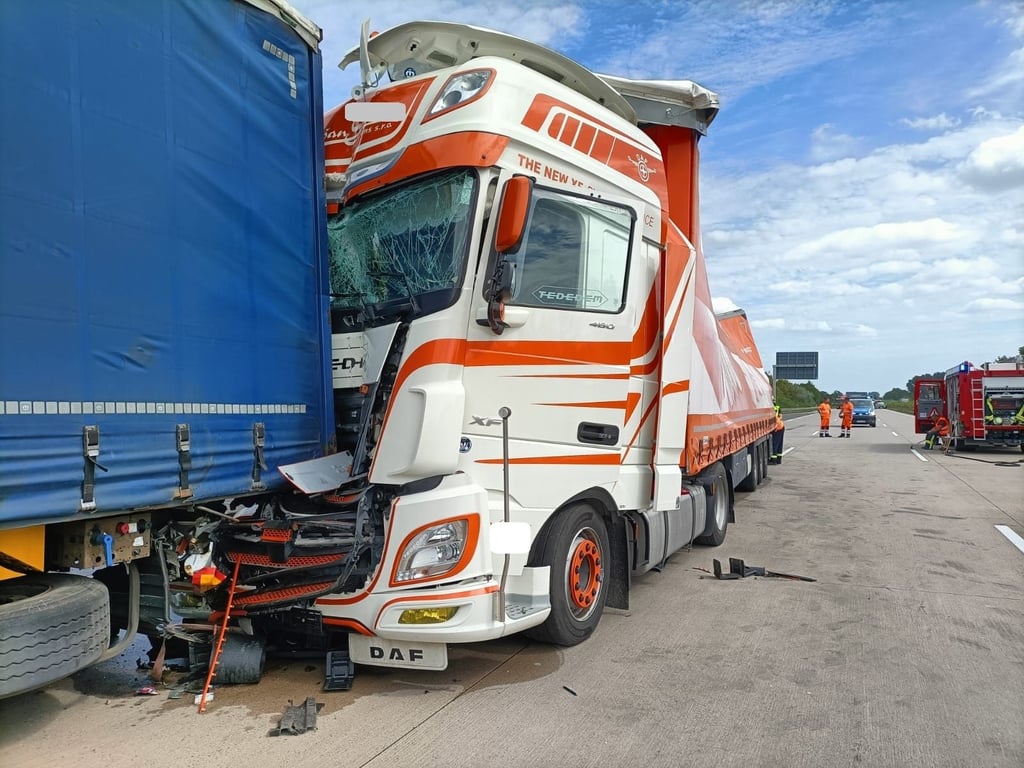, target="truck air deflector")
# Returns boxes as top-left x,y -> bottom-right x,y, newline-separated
339,21 -> 636,124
